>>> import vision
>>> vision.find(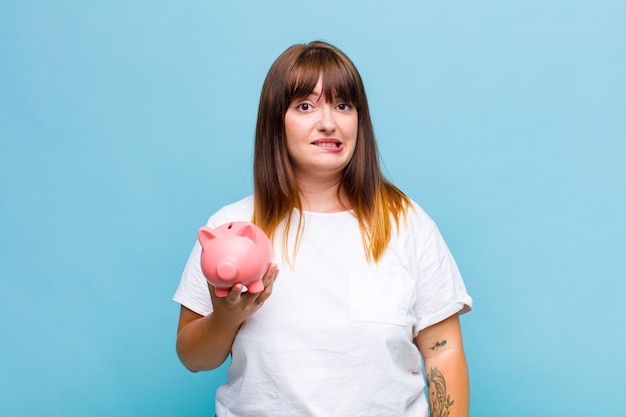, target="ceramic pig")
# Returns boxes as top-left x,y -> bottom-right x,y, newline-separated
198,221 -> 273,297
